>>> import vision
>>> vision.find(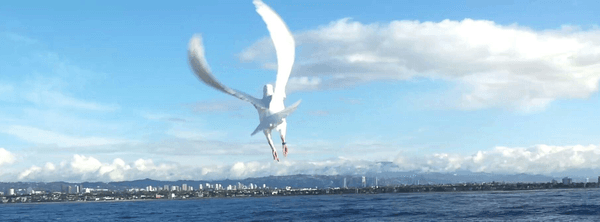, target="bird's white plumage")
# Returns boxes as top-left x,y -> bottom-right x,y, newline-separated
188,0 -> 298,161
188,35 -> 267,110
253,0 -> 295,111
